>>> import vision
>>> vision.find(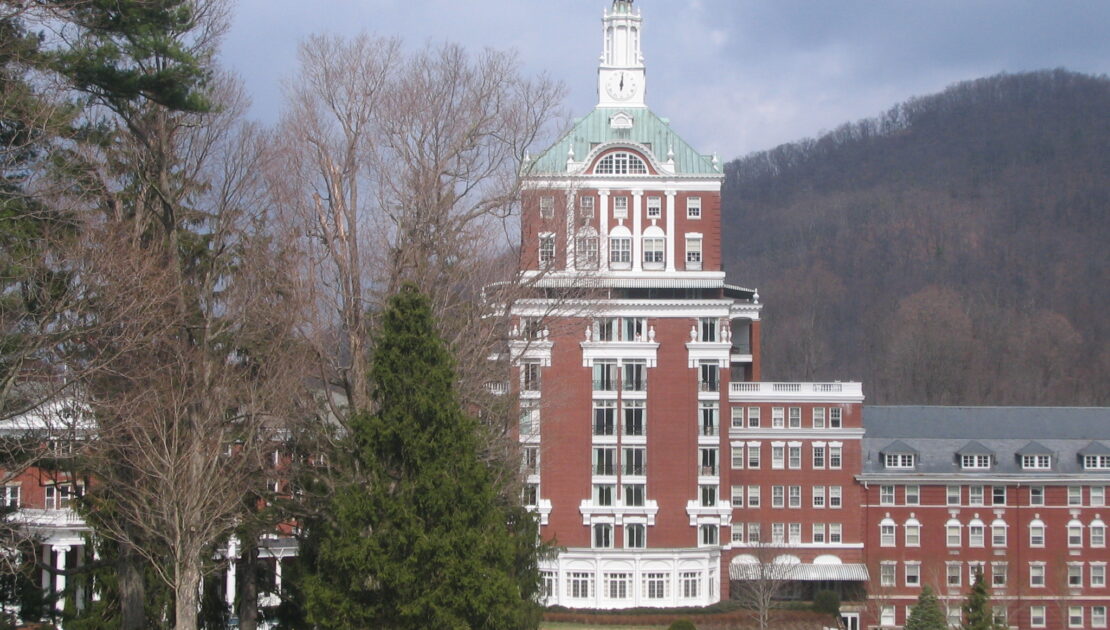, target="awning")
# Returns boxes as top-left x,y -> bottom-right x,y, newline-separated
730,563 -> 869,582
